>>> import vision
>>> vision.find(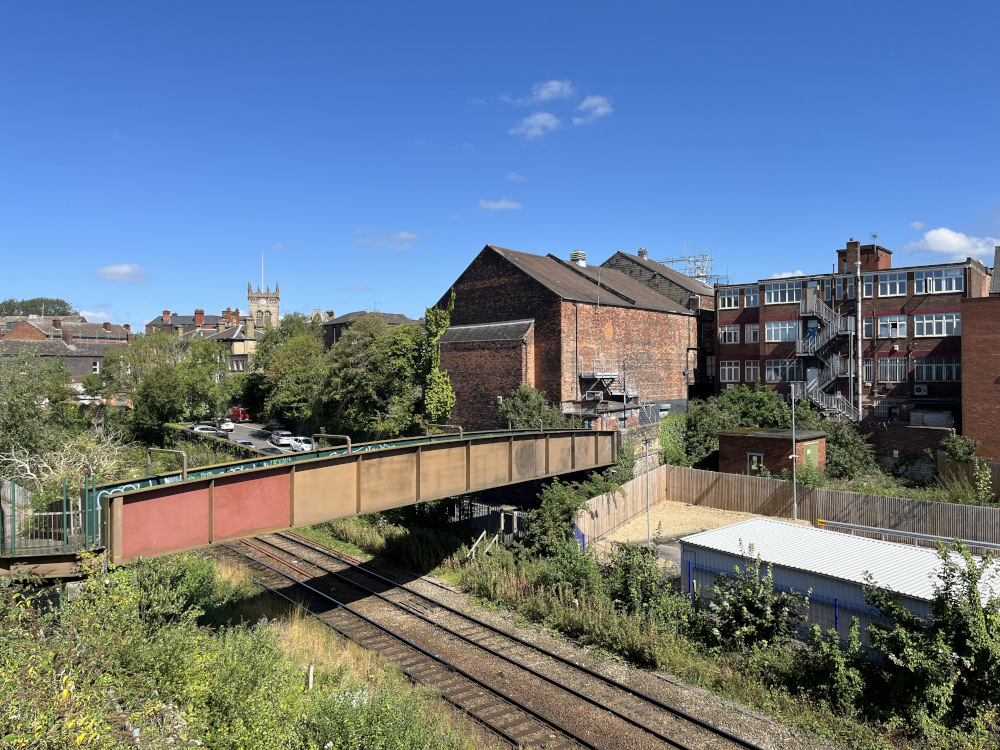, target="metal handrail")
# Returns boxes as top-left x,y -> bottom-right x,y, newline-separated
312,434 -> 352,454
147,449 -> 188,480
426,424 -> 463,438
817,519 -> 1000,552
